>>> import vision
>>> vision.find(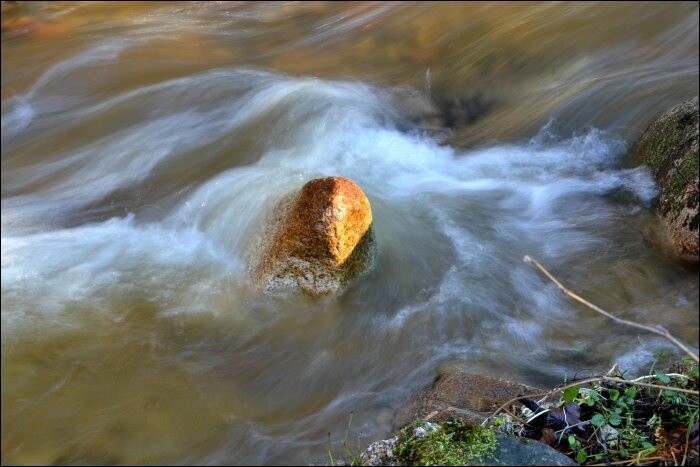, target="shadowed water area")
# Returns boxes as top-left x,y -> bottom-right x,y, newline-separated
1,2 -> 699,465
